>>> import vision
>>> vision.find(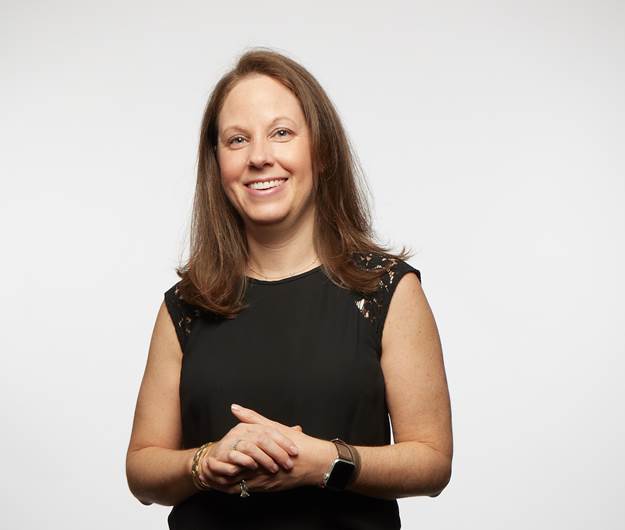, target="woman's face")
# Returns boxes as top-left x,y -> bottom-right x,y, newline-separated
216,74 -> 315,230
